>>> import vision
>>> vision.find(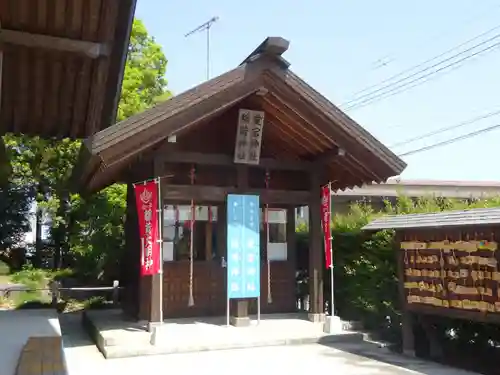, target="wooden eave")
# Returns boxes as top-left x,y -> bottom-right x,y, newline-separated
0,0 -> 137,139
73,36 -> 406,194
